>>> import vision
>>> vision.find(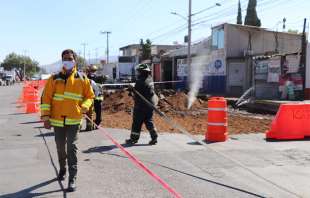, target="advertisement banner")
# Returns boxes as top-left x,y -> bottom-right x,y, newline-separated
286,55 -> 300,73
206,50 -> 226,76
177,59 -> 188,77
267,57 -> 281,83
